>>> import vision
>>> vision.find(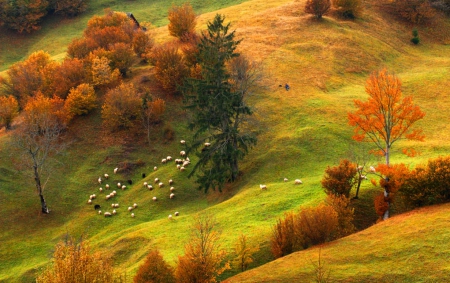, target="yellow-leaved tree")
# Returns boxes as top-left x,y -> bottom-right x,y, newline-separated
0,95 -> 19,130
64,83 -> 97,117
